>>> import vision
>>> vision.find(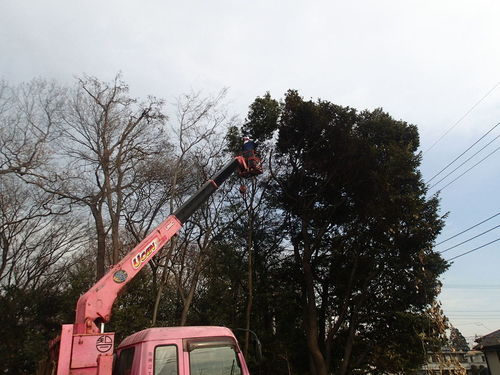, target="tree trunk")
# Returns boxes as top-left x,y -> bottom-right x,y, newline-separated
339,313 -> 357,375
151,265 -> 169,327
90,204 -> 106,280
0,232 -> 9,281
303,258 -> 329,375
295,233 -> 329,375
110,210 -> 121,265
152,238 -> 176,326
244,190 -> 256,358
179,271 -> 199,326
102,148 -> 123,265
244,228 -> 253,358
